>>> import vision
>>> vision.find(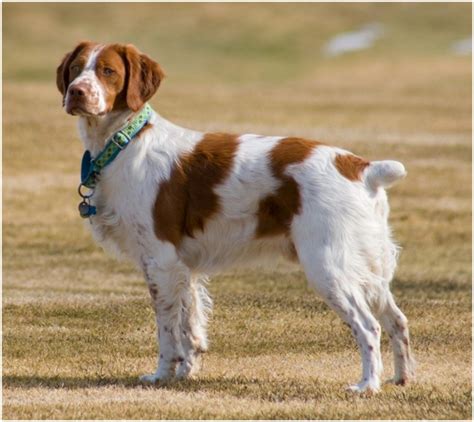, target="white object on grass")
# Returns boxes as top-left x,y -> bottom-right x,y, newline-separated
451,38 -> 471,55
323,23 -> 385,57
